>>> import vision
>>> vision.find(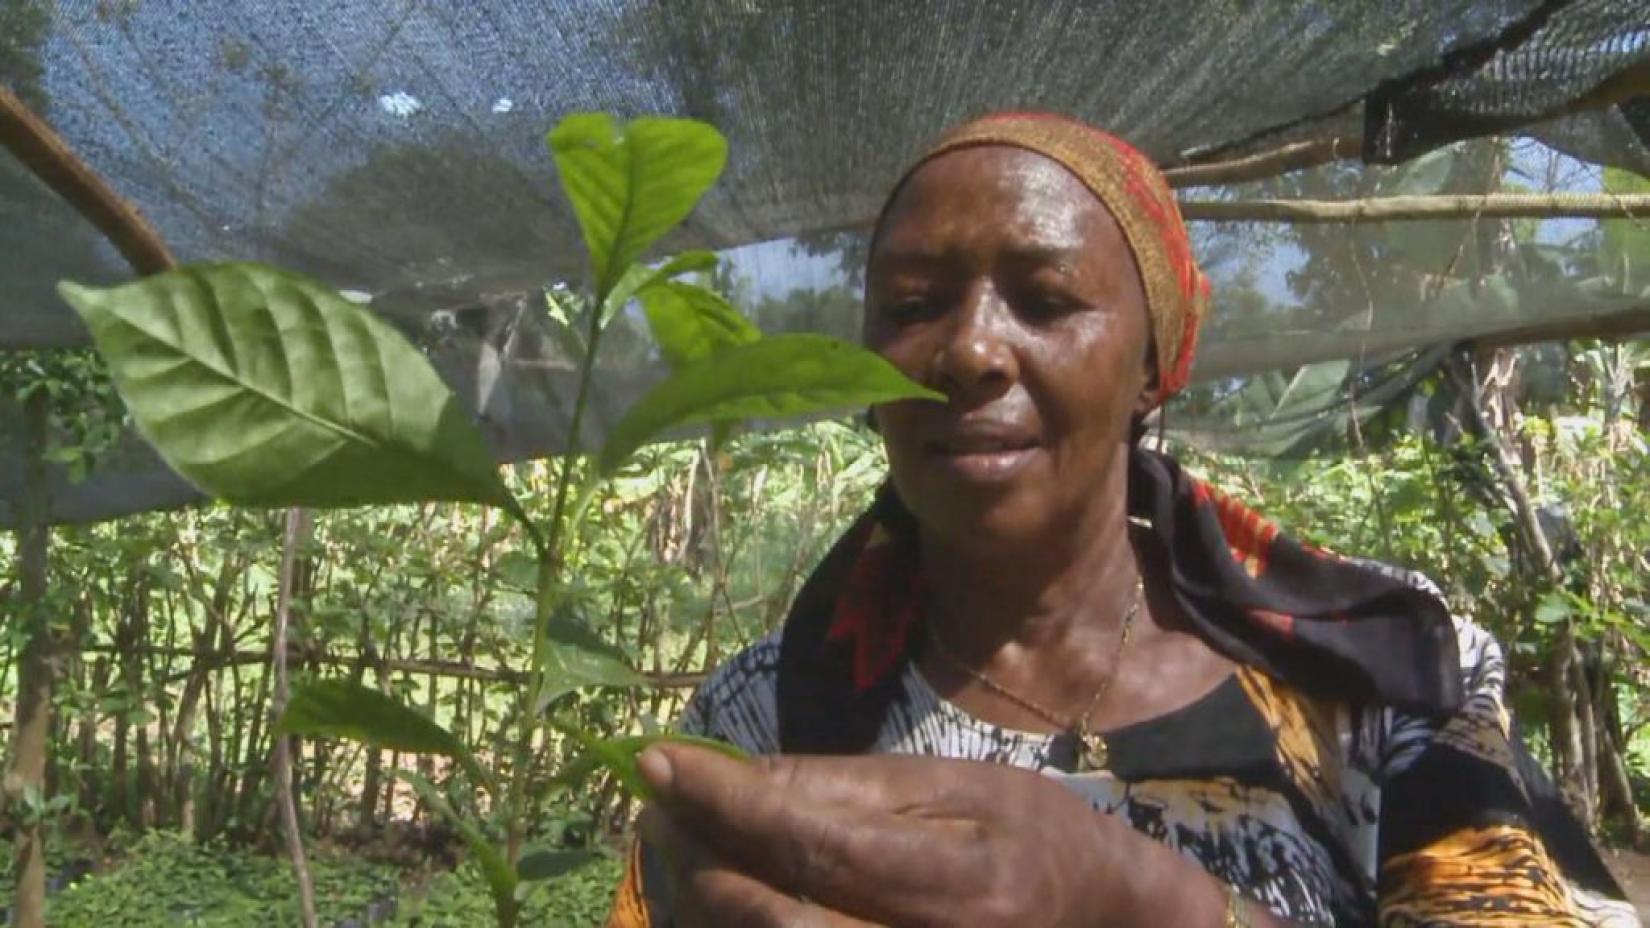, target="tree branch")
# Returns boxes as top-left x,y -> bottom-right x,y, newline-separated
1163,137 -> 1357,188
84,643 -> 707,690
